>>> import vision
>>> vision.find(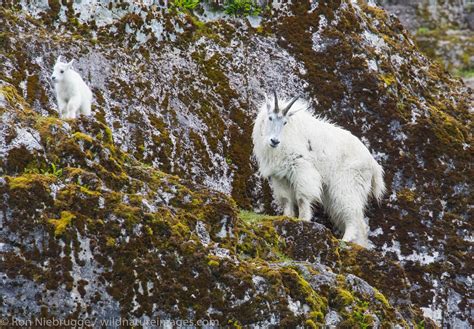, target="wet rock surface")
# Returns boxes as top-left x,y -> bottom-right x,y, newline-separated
0,1 -> 472,327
